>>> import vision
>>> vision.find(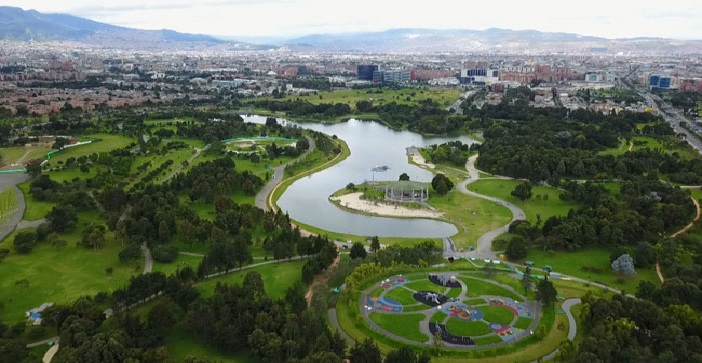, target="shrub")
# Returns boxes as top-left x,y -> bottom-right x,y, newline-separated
152,245 -> 179,263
